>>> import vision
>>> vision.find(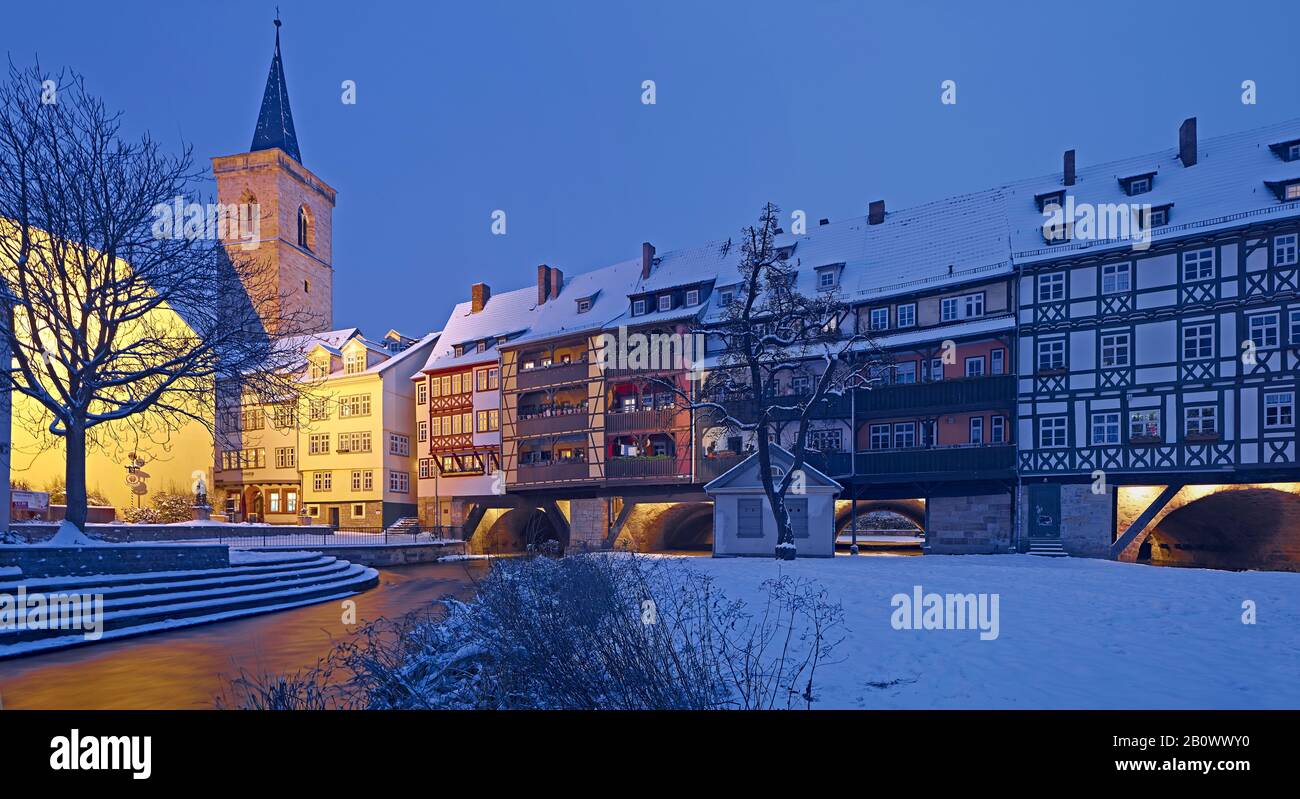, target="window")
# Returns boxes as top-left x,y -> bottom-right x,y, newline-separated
1038,273 -> 1066,302
297,206 -> 311,250
1039,416 -> 1067,448
685,288 -> 700,306
389,433 -> 410,456
1102,263 -> 1131,294
990,415 -> 1006,444
389,471 -> 410,494
632,299 -> 646,316
893,422 -> 916,449
1100,332 -> 1131,368
658,295 -> 672,312
941,297 -> 959,321
275,447 -> 296,469
1276,234 -> 1299,267
1291,310 -> 1300,345
417,382 -> 427,404
990,349 -> 1006,375
308,433 -> 330,455
351,503 -> 366,519
1146,207 -> 1169,228
894,361 -> 917,384
969,417 -> 984,445
964,293 -> 984,318
351,470 -> 373,492
476,409 -> 500,432
719,289 -> 734,306
929,358 -> 945,381
1037,191 -> 1064,212
1126,176 -> 1151,195
339,394 -> 371,417
869,424 -> 891,450
1129,410 -> 1161,440
870,308 -> 889,330
286,491 -> 297,513
1289,184 -> 1300,201
897,303 -> 916,328
1290,143 -> 1300,161
220,448 -> 266,470
1185,405 -> 1218,436
576,298 -> 592,313
418,421 -> 428,442
789,375 -> 812,394
345,351 -> 366,374
817,269 -> 837,290
1090,412 -> 1121,446
1182,248 -> 1215,281
1183,323 -> 1214,360
1037,339 -> 1065,371
418,459 -> 433,479
337,431 -> 371,453
809,428 -> 843,452
313,472 -> 332,492
1265,391 -> 1294,429
1249,313 -> 1280,349
964,356 -> 985,377
309,359 -> 329,380
269,492 -> 281,514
